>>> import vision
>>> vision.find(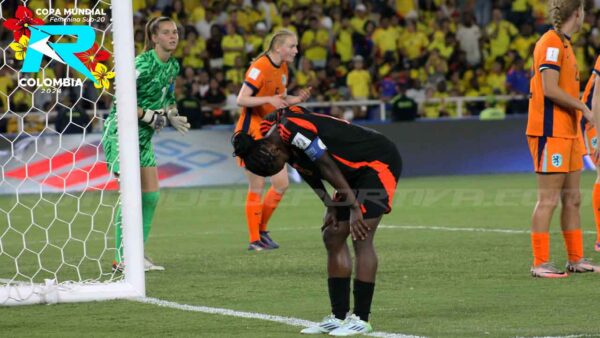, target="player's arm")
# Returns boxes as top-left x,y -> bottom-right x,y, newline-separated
592,74 -> 600,158
236,82 -> 287,108
284,87 -> 312,105
542,69 -> 593,122
313,151 -> 369,240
